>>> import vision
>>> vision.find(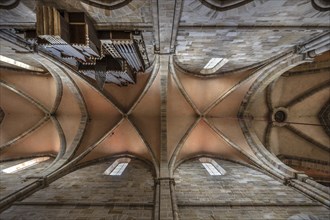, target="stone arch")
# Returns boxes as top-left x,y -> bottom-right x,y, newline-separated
311,0 -> 330,11
0,0 -> 20,10
247,50 -> 330,188
79,0 -> 132,10
199,0 -> 253,11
